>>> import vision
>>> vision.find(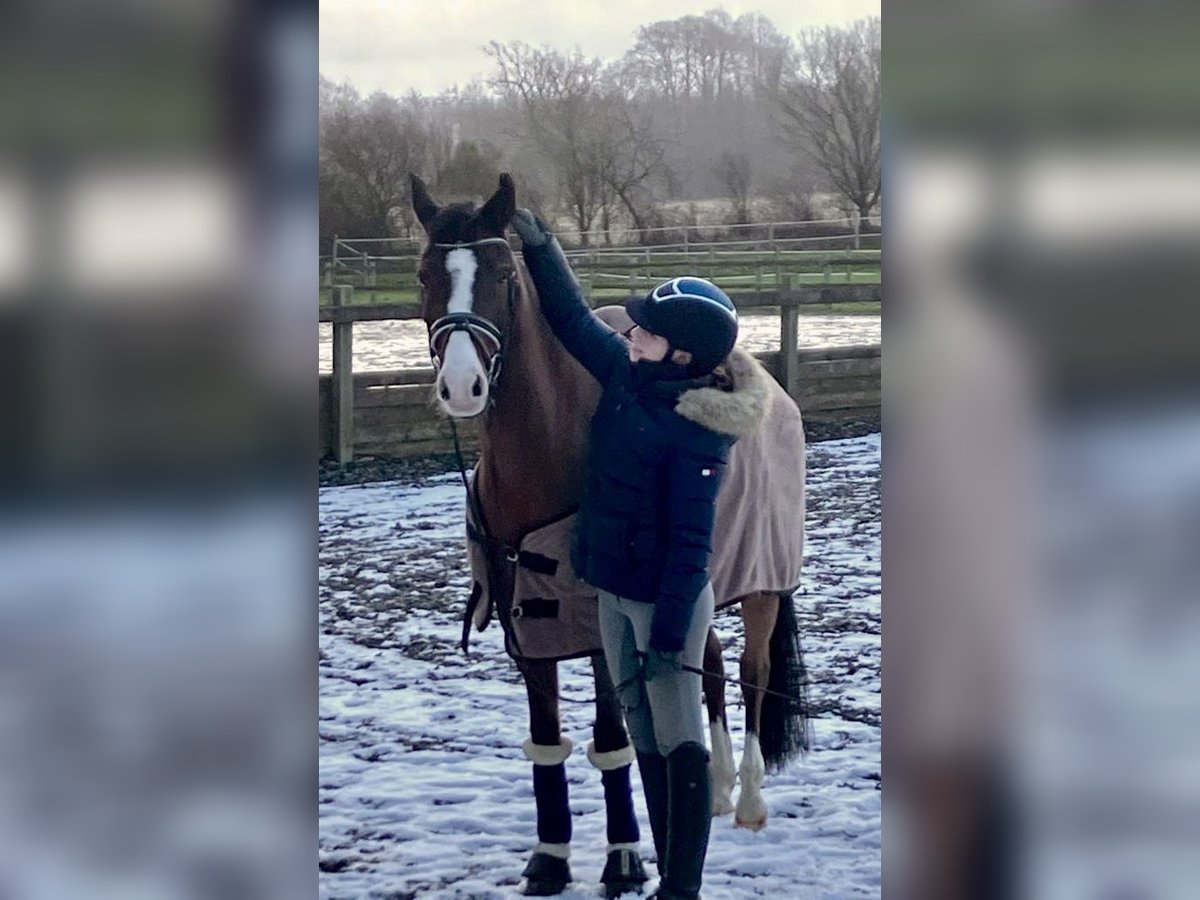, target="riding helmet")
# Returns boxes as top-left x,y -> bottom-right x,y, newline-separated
625,276 -> 739,375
